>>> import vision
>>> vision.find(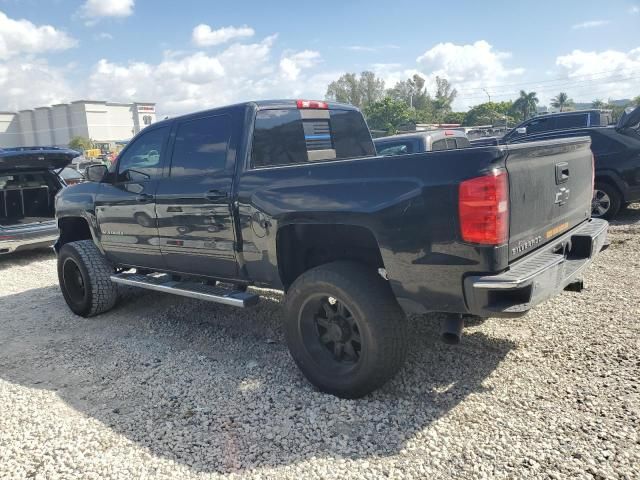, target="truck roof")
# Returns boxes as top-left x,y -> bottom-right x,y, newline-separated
151,99 -> 359,128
